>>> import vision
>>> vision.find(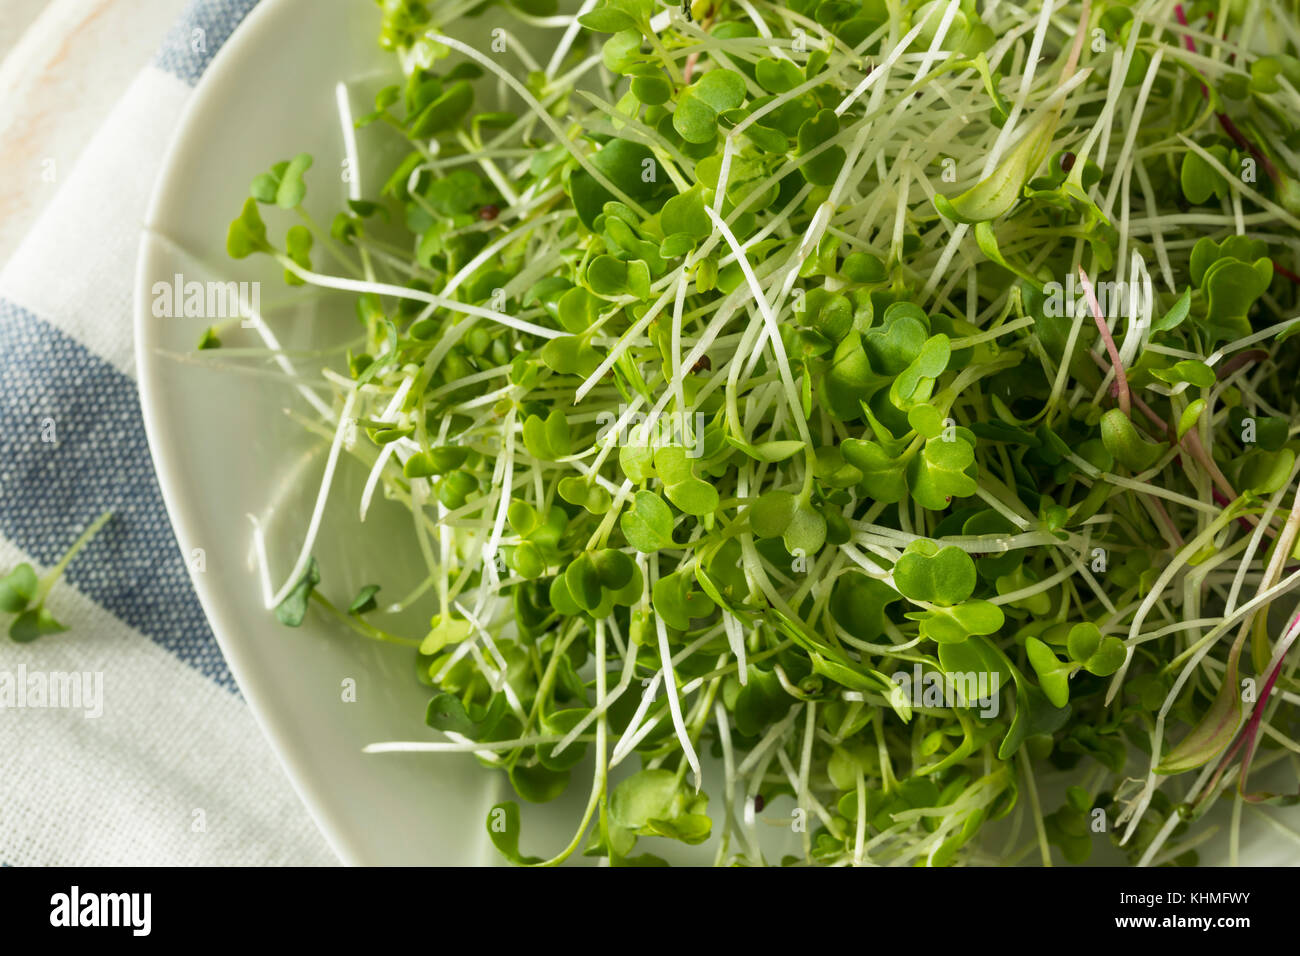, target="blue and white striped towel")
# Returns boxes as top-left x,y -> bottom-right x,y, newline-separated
0,0 -> 335,866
